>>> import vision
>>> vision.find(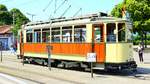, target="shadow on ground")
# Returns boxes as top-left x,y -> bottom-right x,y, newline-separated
23,60 -> 150,80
